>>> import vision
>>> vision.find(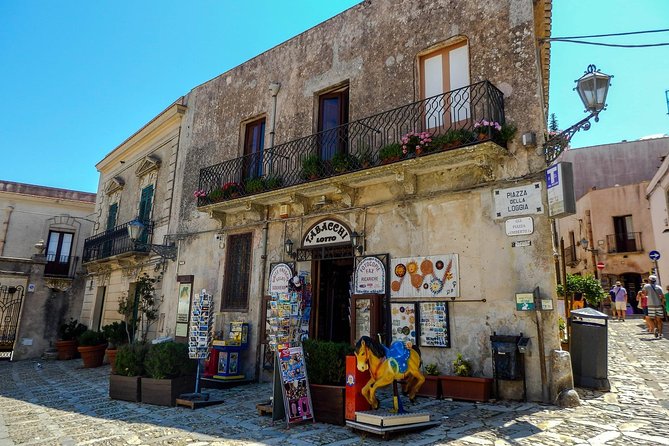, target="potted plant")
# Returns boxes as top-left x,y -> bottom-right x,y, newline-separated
118,273 -> 159,344
440,353 -> 493,402
244,176 -> 265,194
55,318 -> 87,360
331,152 -> 360,173
141,341 -> 196,406
416,363 -> 441,398
401,131 -> 433,156
358,150 -> 375,168
499,123 -> 517,145
77,330 -> 108,368
303,339 -> 353,425
222,181 -> 240,199
206,187 -> 224,203
378,143 -> 403,164
473,119 -> 502,140
301,154 -> 322,180
264,175 -> 283,190
109,343 -> 148,402
102,321 -> 128,373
